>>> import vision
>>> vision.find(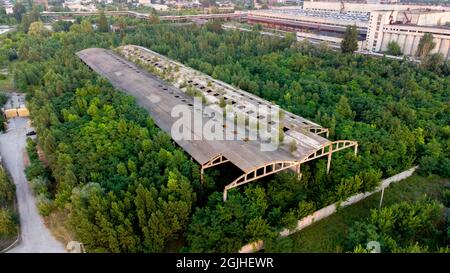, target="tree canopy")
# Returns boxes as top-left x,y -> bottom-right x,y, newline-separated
3,18 -> 449,253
